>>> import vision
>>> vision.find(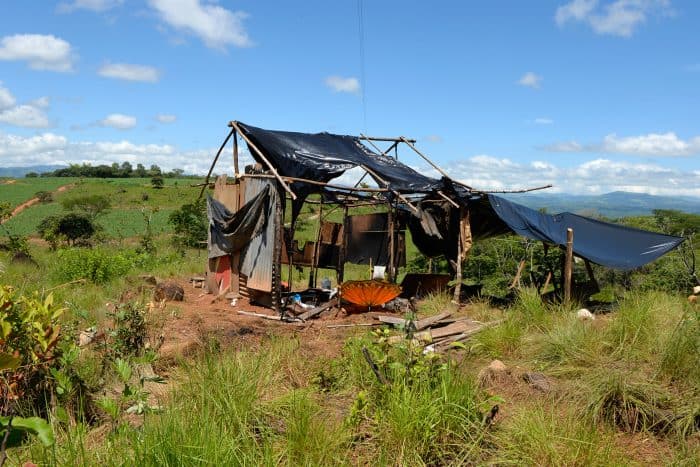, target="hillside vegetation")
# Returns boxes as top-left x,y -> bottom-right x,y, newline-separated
0,177 -> 698,466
